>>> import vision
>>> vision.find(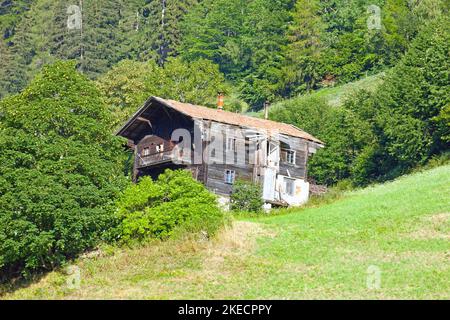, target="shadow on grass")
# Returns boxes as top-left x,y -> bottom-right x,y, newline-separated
0,271 -> 50,298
